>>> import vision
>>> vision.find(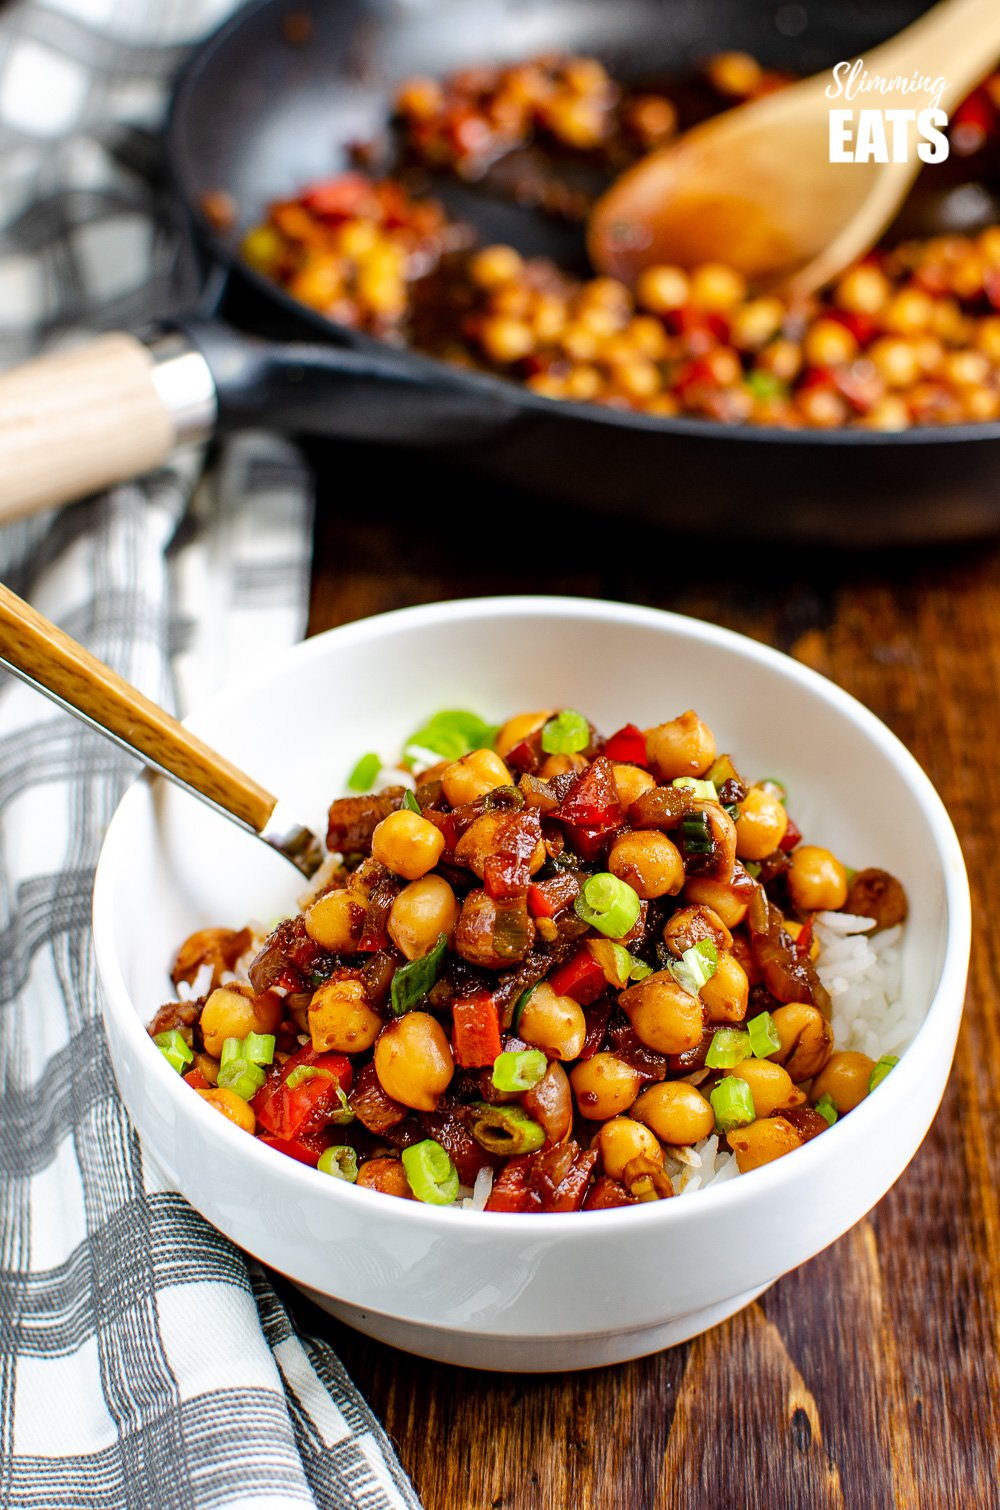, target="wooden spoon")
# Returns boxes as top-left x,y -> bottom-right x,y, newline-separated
589,0 -> 1000,296
0,583 -> 325,877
